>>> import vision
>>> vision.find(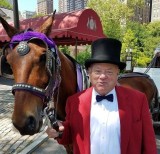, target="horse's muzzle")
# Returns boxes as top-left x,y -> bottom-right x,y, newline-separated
12,116 -> 42,135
